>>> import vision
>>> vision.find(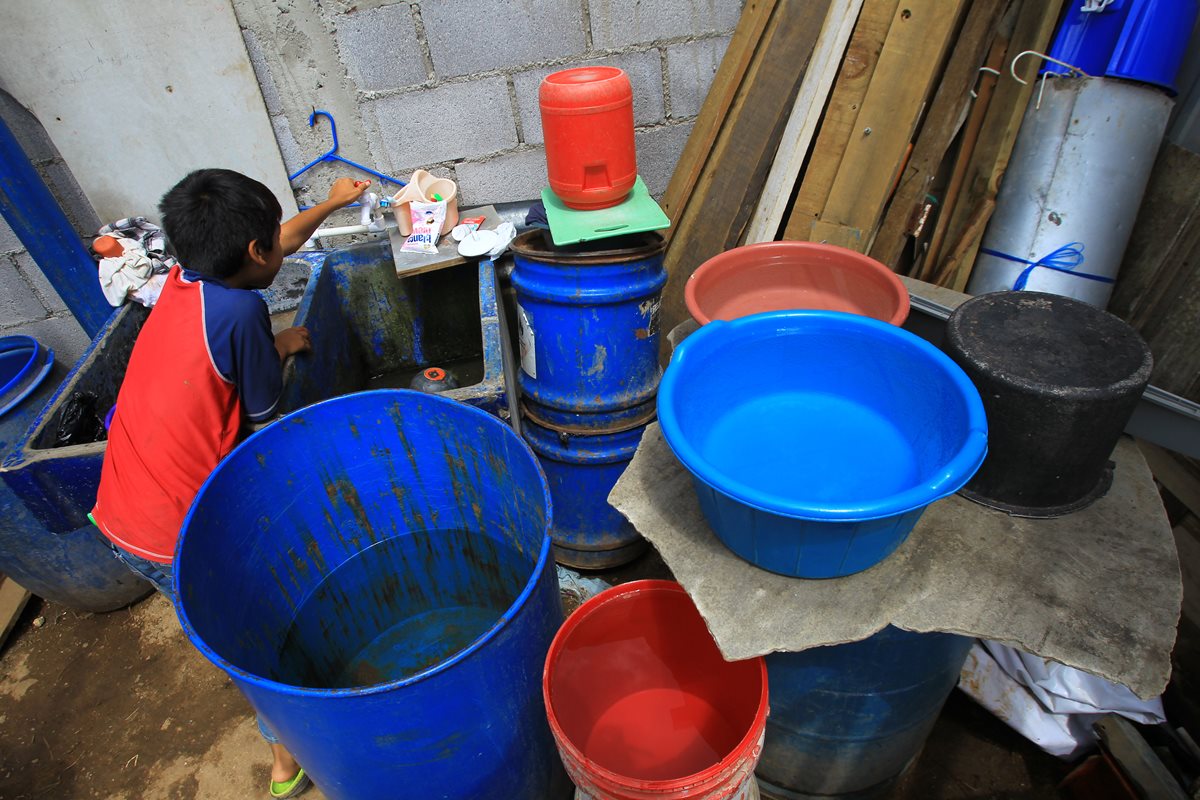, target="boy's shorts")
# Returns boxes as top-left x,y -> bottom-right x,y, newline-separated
106,539 -> 176,601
